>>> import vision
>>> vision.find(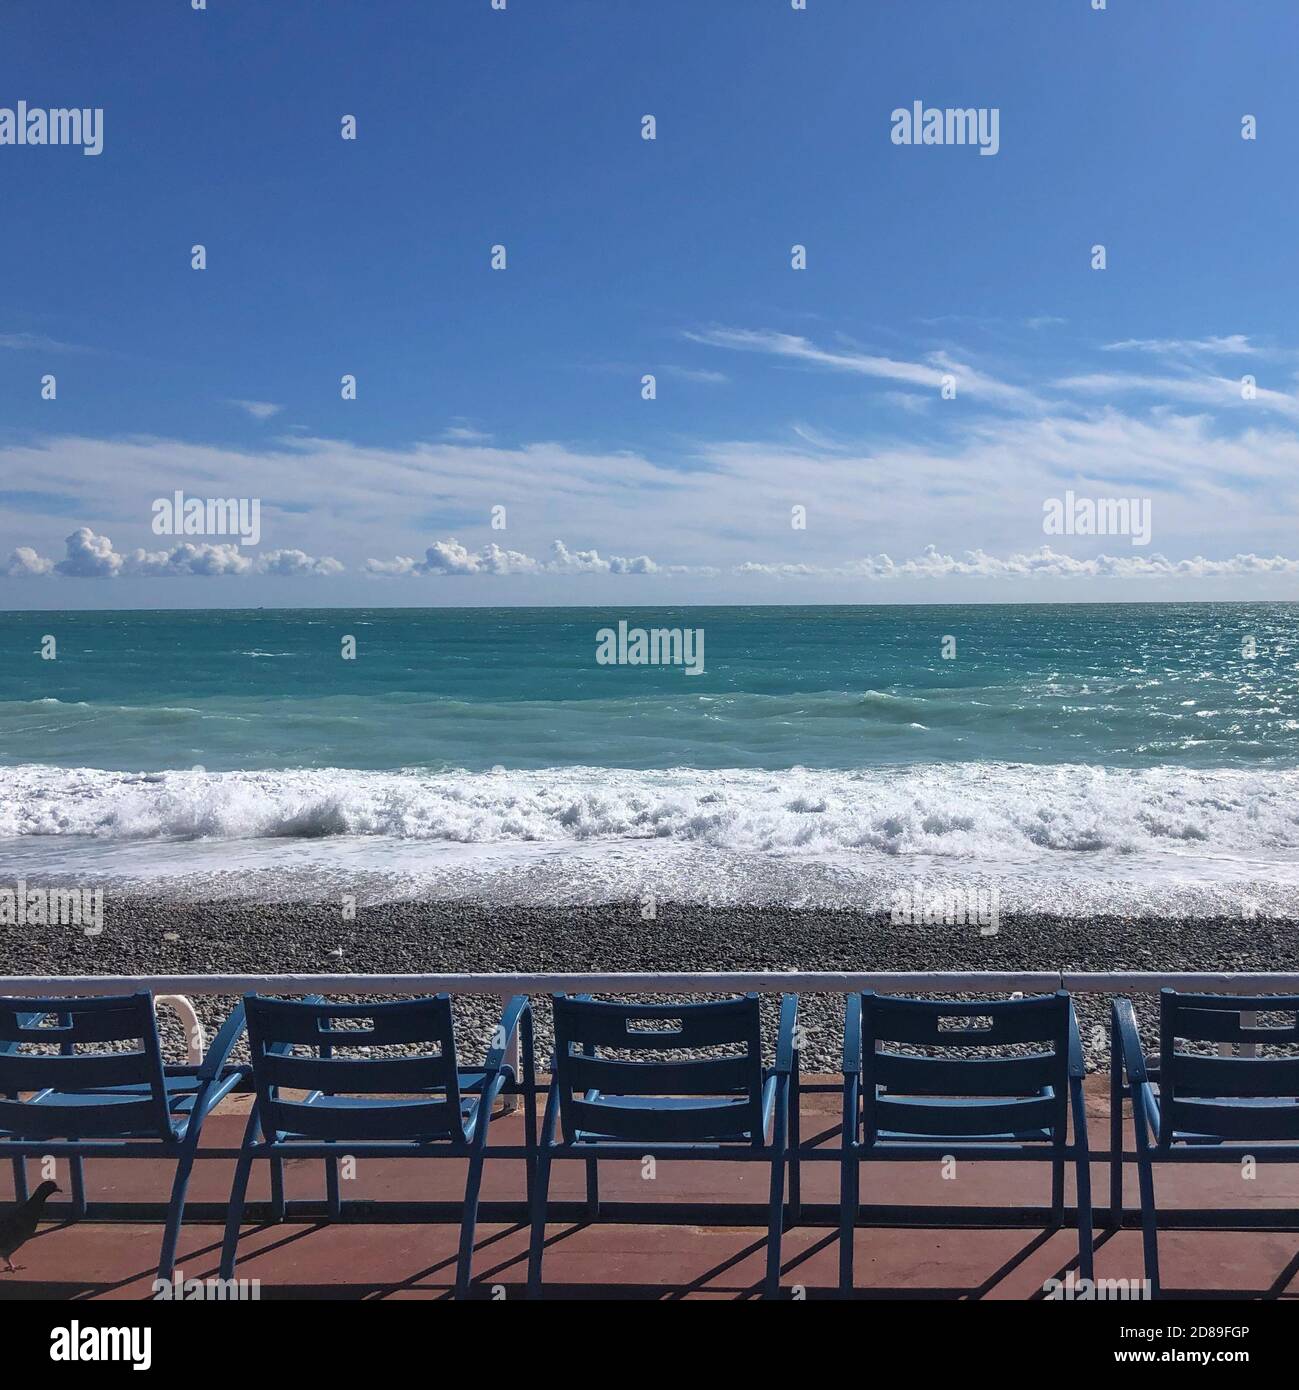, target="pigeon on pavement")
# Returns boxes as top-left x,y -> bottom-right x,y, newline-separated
0,1180 -> 61,1271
